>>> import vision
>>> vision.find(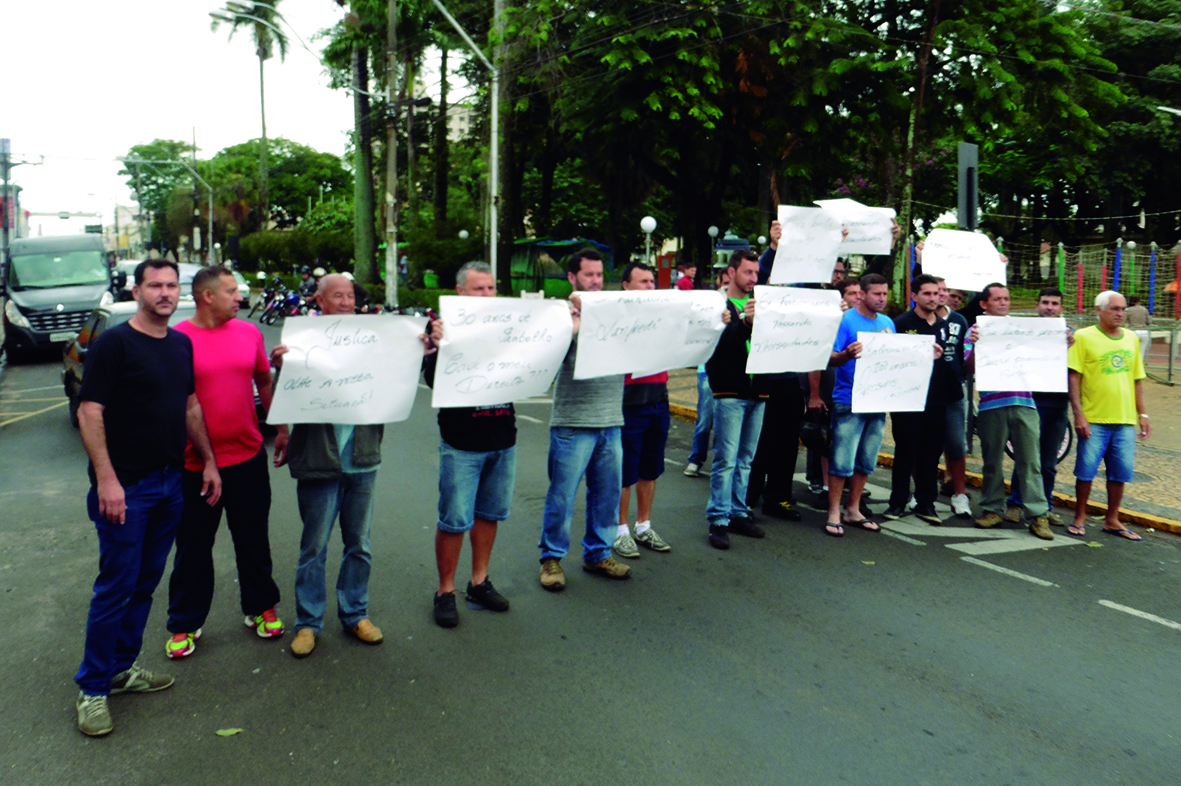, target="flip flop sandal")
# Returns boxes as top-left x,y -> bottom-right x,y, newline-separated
1066,524 -> 1087,537
842,516 -> 880,532
824,522 -> 845,538
1102,527 -> 1142,541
